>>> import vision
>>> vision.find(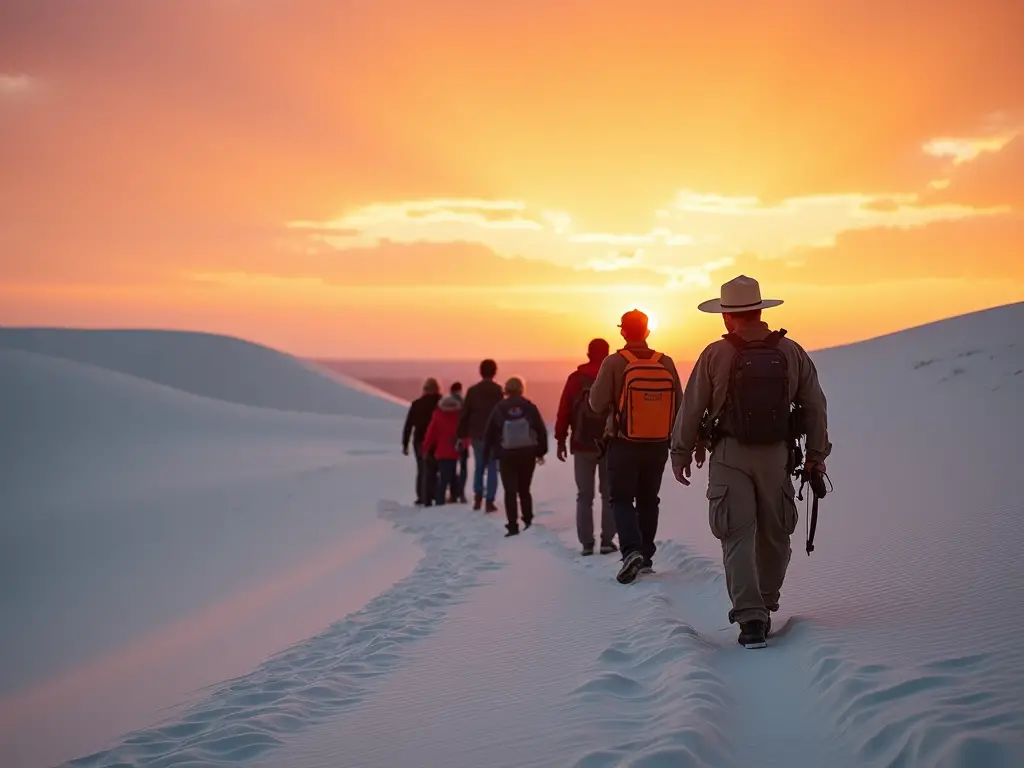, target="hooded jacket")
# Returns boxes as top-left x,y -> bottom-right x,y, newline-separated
421,395 -> 464,460
482,394 -> 549,464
